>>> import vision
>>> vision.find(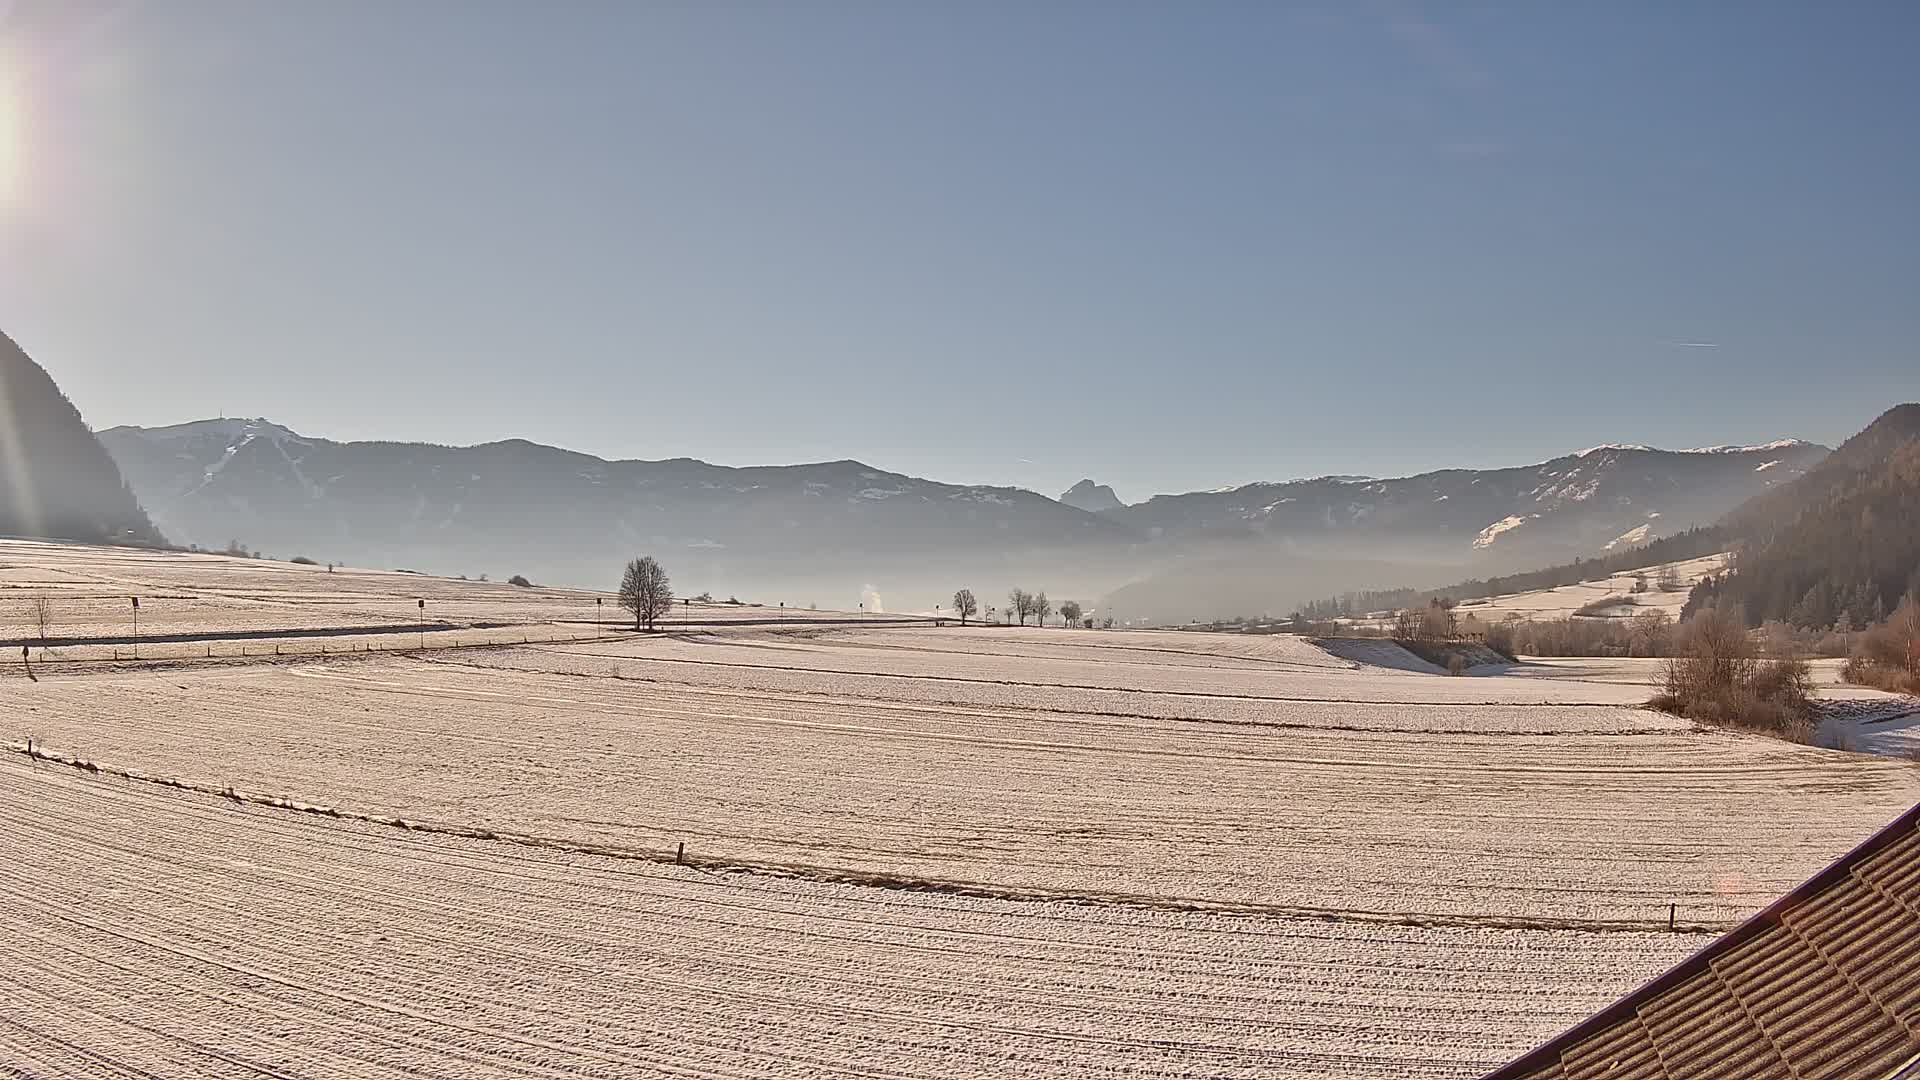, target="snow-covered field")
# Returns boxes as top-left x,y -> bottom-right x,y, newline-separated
0,538 -> 893,660
1,760 -> 1701,1079
4,543 -> 1919,1078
